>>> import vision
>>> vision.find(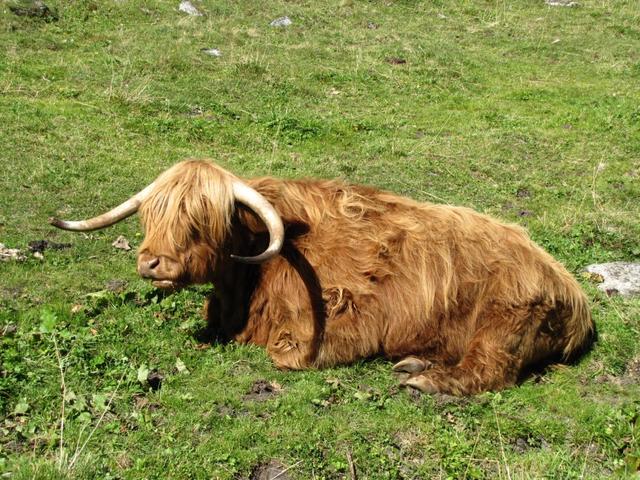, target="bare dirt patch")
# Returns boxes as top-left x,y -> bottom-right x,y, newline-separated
27,239 -> 71,253
1,286 -> 24,301
250,460 -> 291,480
593,357 -> 640,386
105,279 -> 128,293
243,380 -> 282,402
623,356 -> 640,384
